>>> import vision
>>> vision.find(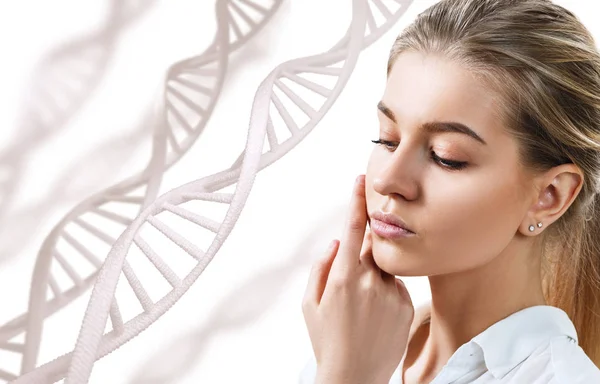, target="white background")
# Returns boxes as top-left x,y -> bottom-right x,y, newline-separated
0,0 -> 598,383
